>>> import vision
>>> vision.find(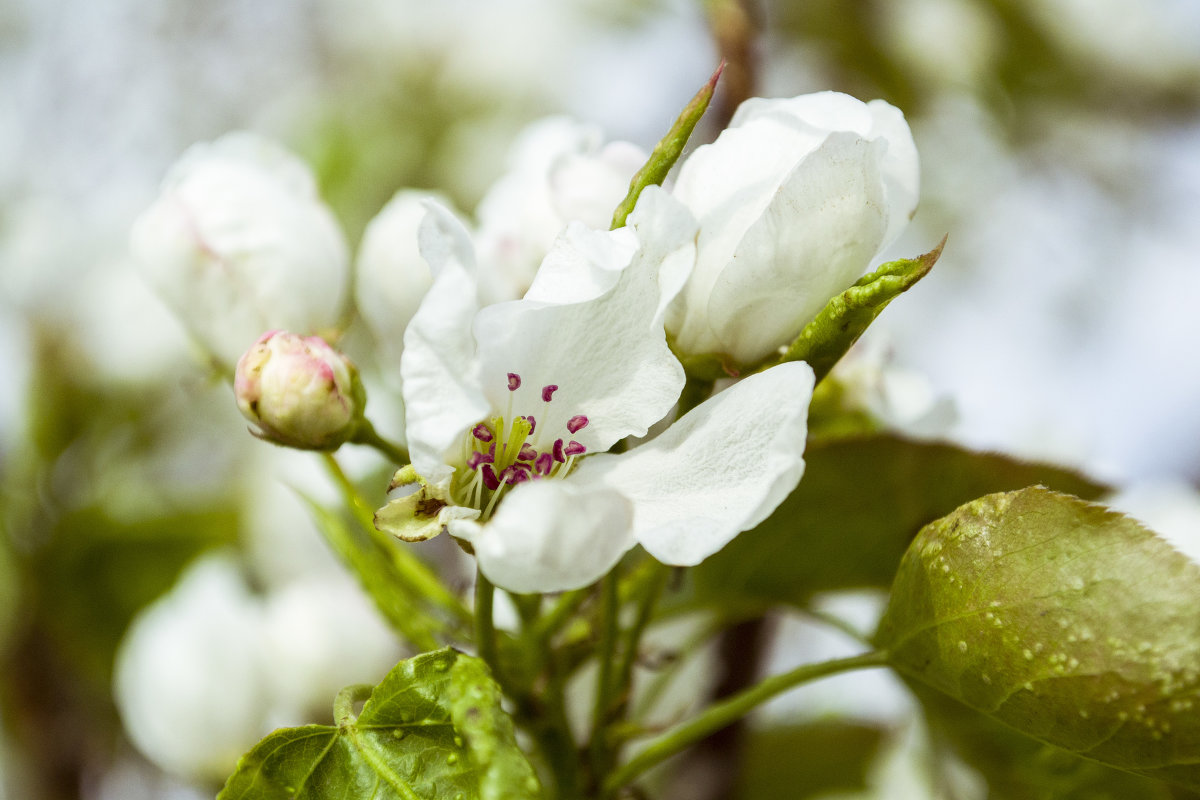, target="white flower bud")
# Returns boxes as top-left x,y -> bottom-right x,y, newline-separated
131,132 -> 350,368
666,92 -> 920,367
234,330 -> 363,450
